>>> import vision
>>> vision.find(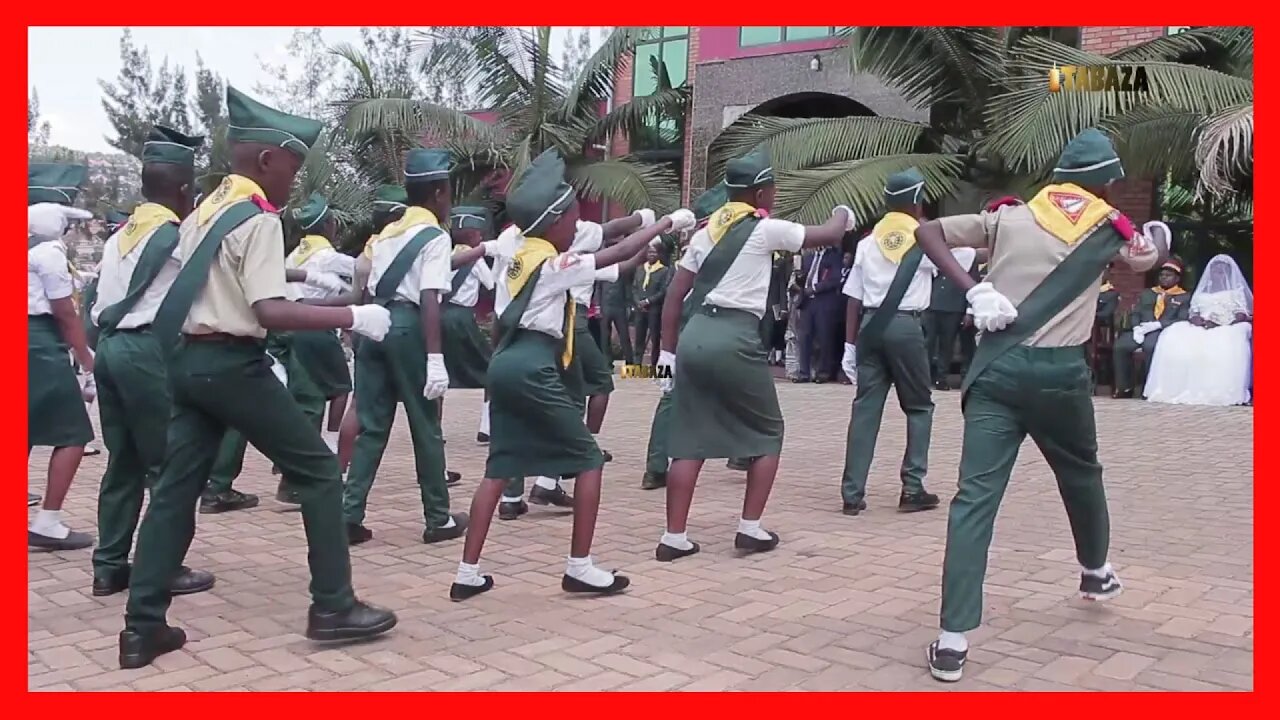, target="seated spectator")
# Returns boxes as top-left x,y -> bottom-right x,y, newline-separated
1145,254 -> 1253,406
1096,266 -> 1119,329
1111,258 -> 1191,398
